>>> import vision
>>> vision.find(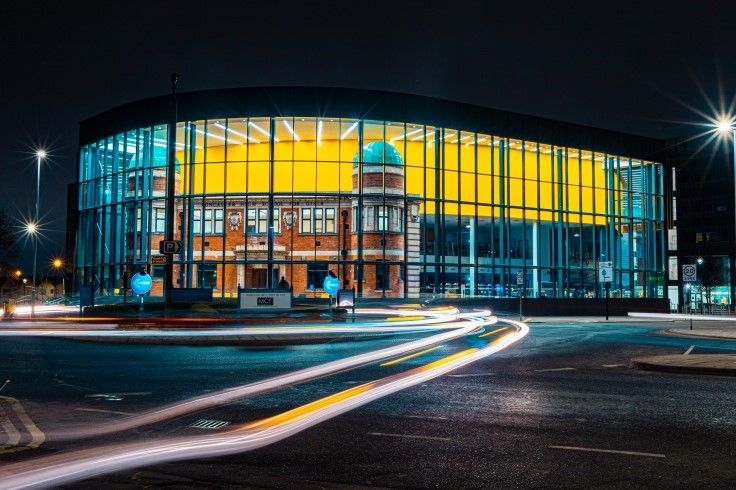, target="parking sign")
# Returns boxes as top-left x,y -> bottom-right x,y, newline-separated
598,261 -> 613,283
